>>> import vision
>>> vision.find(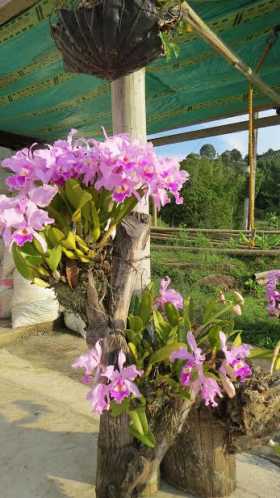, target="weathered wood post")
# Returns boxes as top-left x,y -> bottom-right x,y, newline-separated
162,406 -> 236,497
95,69 -> 160,498
111,68 -> 151,289
162,370 -> 280,497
